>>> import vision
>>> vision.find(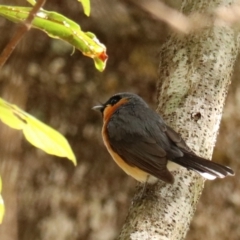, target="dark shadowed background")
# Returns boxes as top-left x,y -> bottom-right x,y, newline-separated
0,0 -> 239,239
